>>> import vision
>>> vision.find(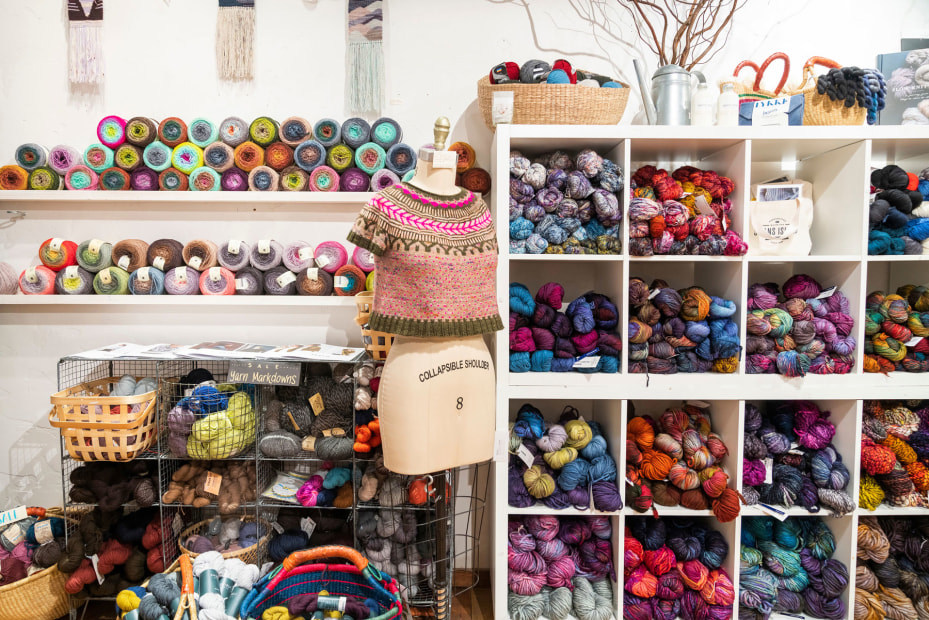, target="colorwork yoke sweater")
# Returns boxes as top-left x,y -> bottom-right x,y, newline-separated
347,182 -> 503,337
